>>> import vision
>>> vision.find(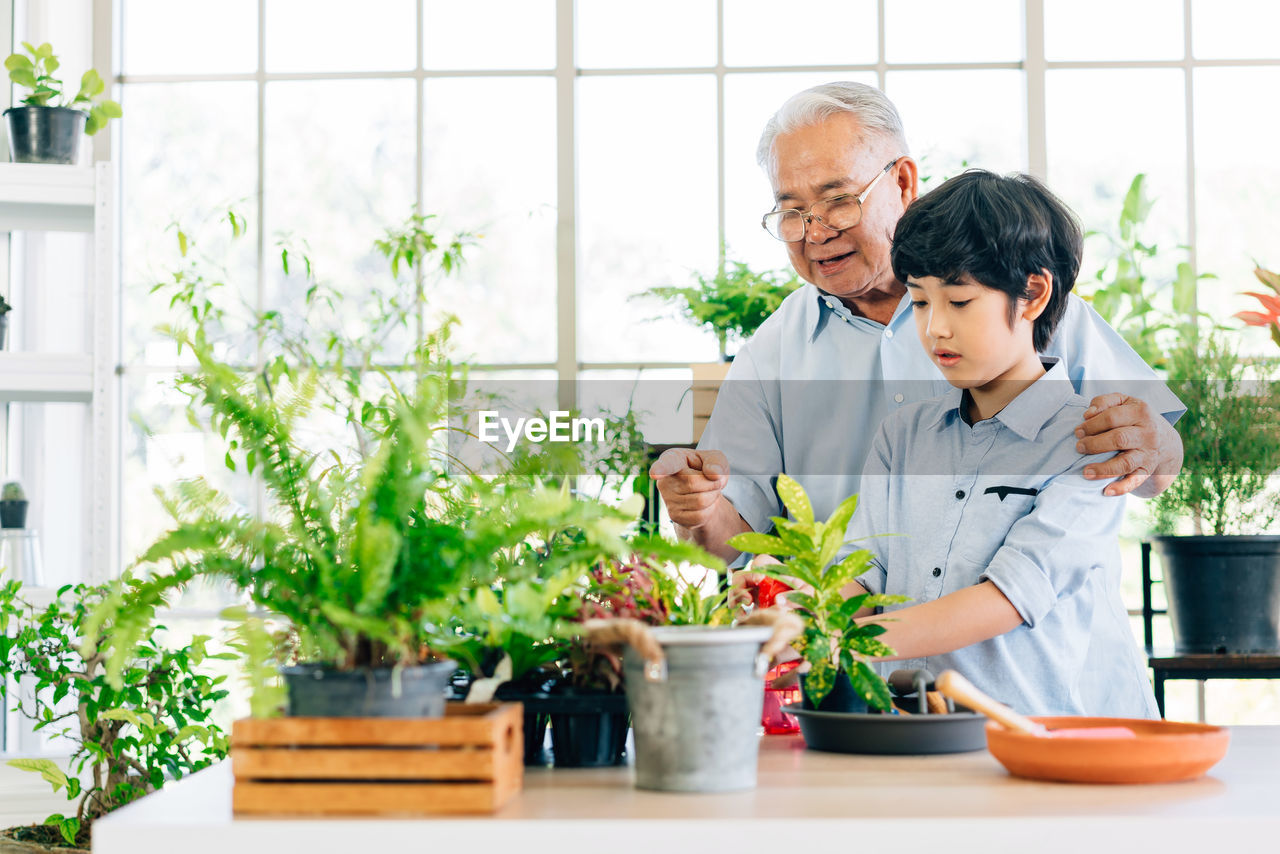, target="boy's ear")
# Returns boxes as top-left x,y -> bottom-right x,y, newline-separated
1022,270 -> 1053,322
